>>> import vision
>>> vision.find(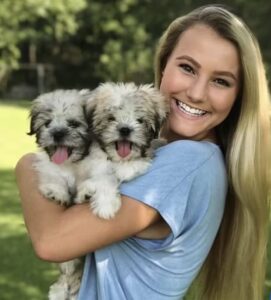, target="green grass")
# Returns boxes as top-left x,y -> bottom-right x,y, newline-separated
0,99 -> 58,300
0,100 -> 37,169
0,99 -> 270,299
